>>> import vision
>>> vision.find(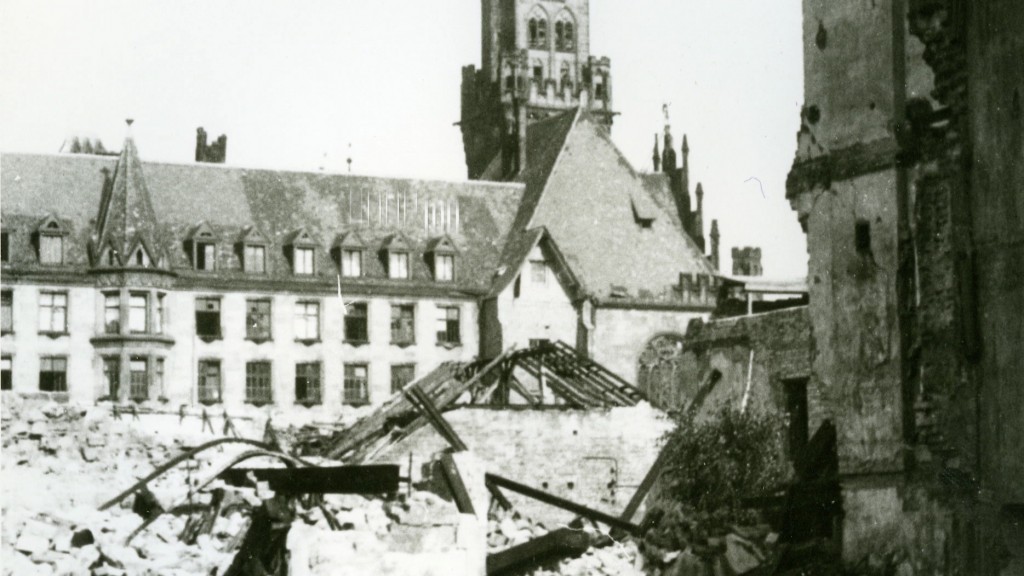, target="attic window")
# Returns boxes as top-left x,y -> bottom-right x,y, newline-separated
188,225 -> 218,271
1,232 -> 9,263
333,232 -> 366,278
610,285 -> 628,298
240,228 -> 269,274
389,252 -> 410,279
428,236 -> 457,282
287,230 -> 317,276
130,246 -> 151,267
855,220 -> 872,255
36,217 -> 66,265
